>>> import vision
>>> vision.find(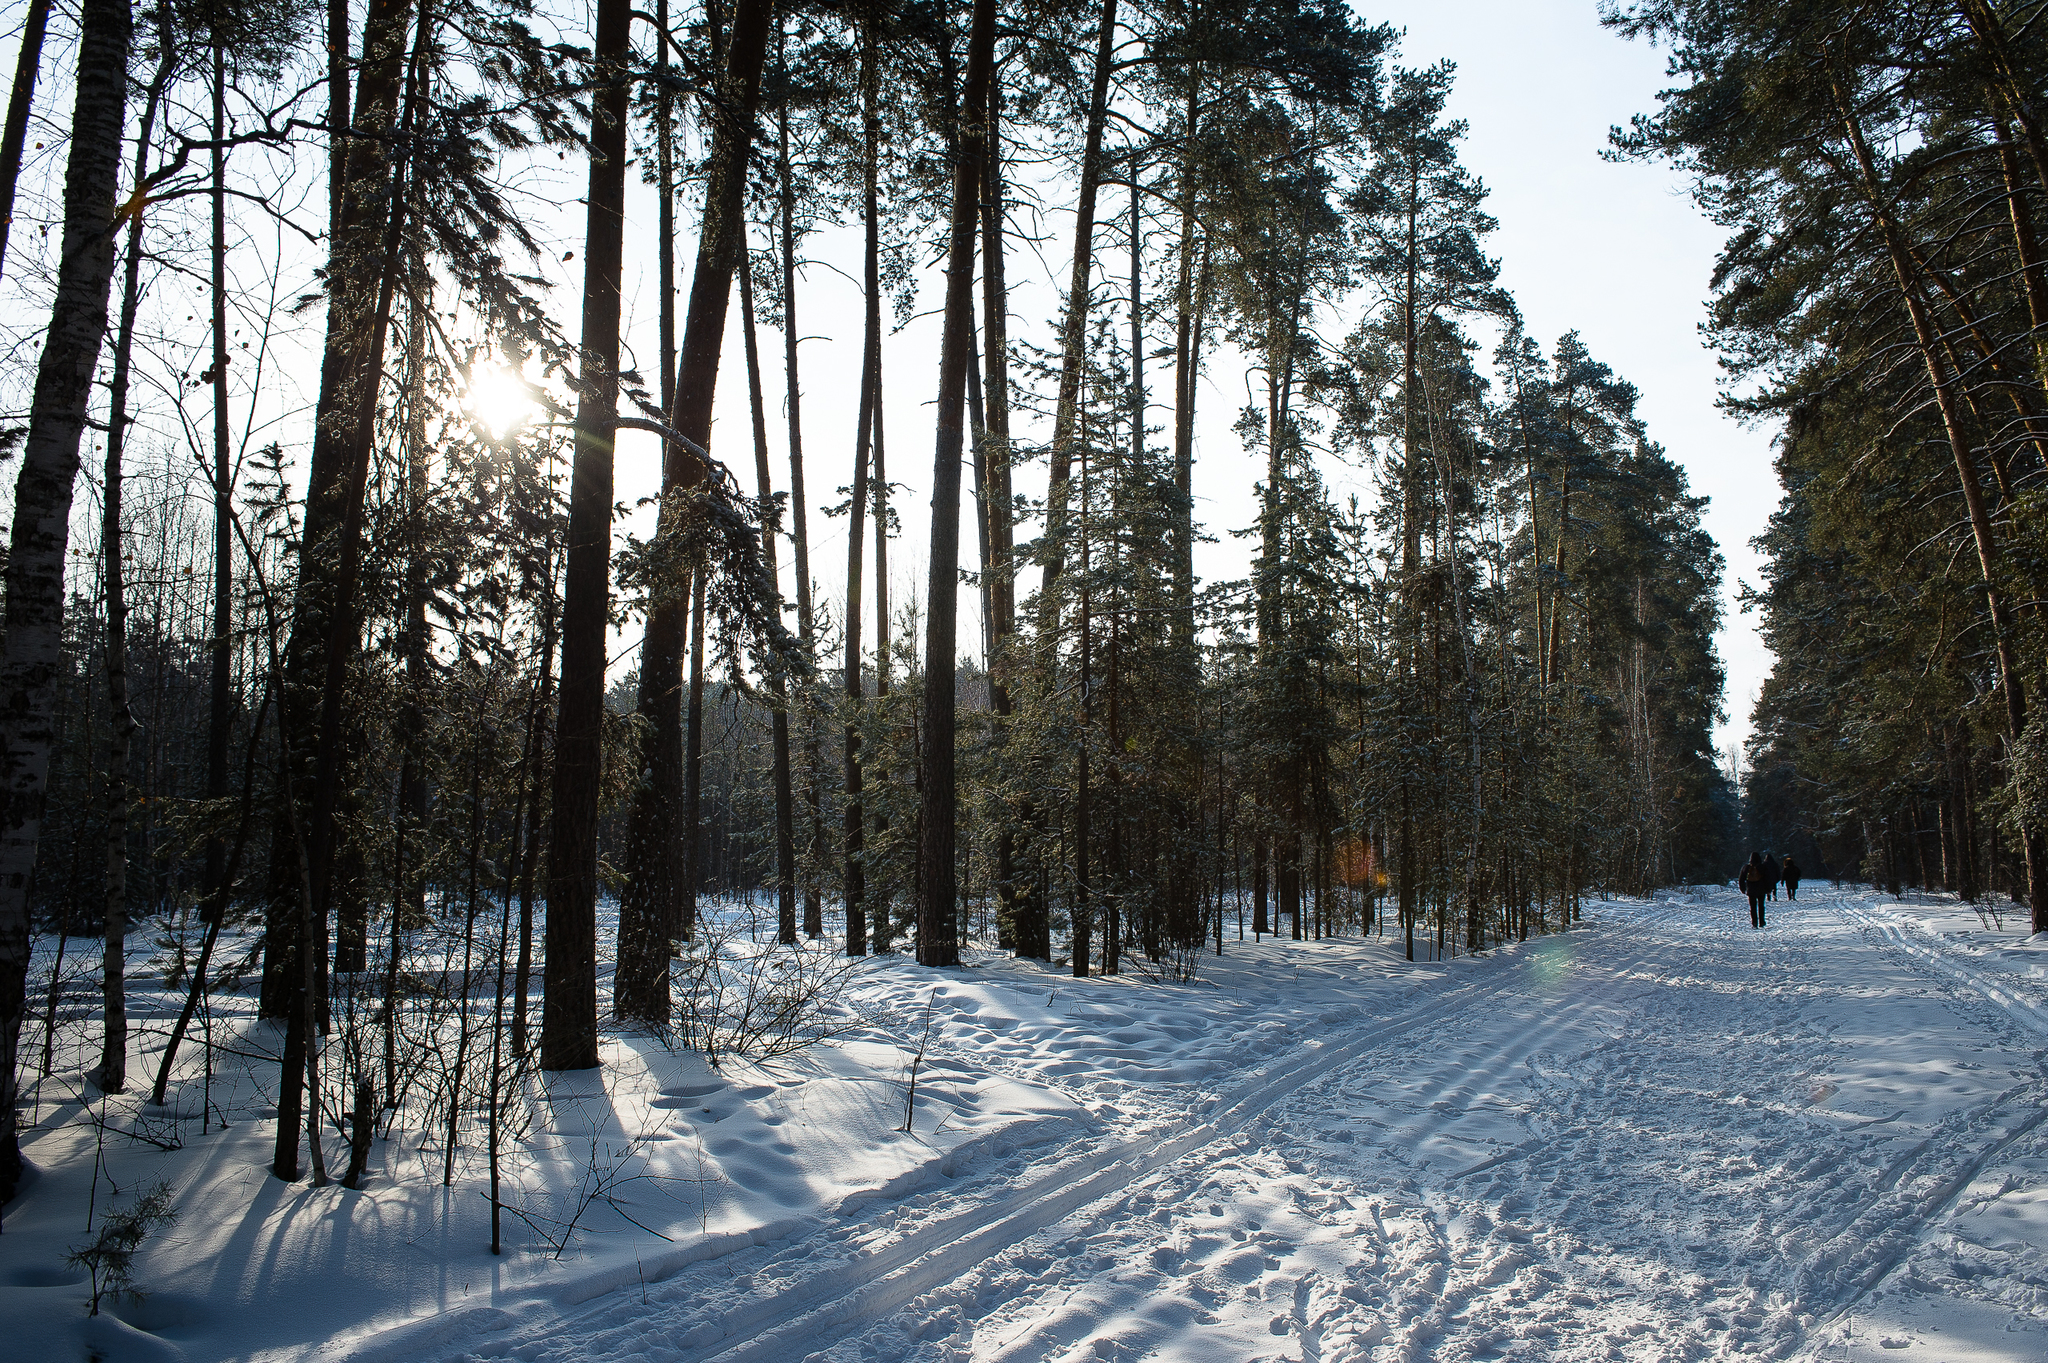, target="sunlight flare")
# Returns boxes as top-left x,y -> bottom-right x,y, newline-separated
460,359 -> 538,440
